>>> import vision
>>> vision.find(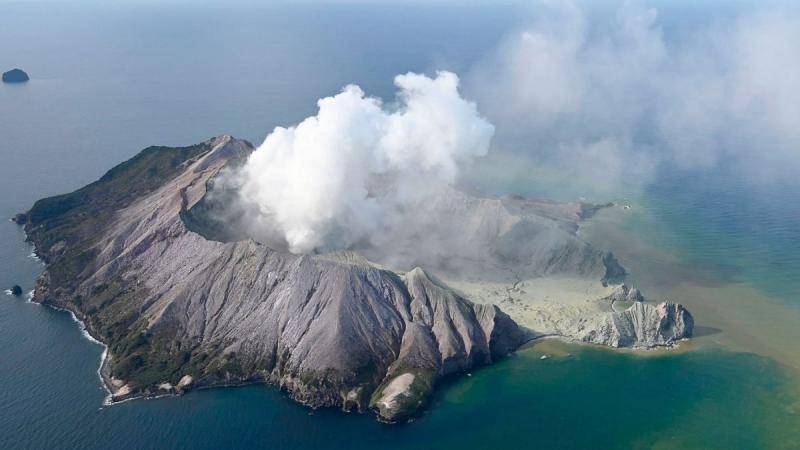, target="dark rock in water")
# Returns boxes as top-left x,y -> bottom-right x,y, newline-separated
11,213 -> 28,225
11,285 -> 22,296
2,68 -> 29,83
